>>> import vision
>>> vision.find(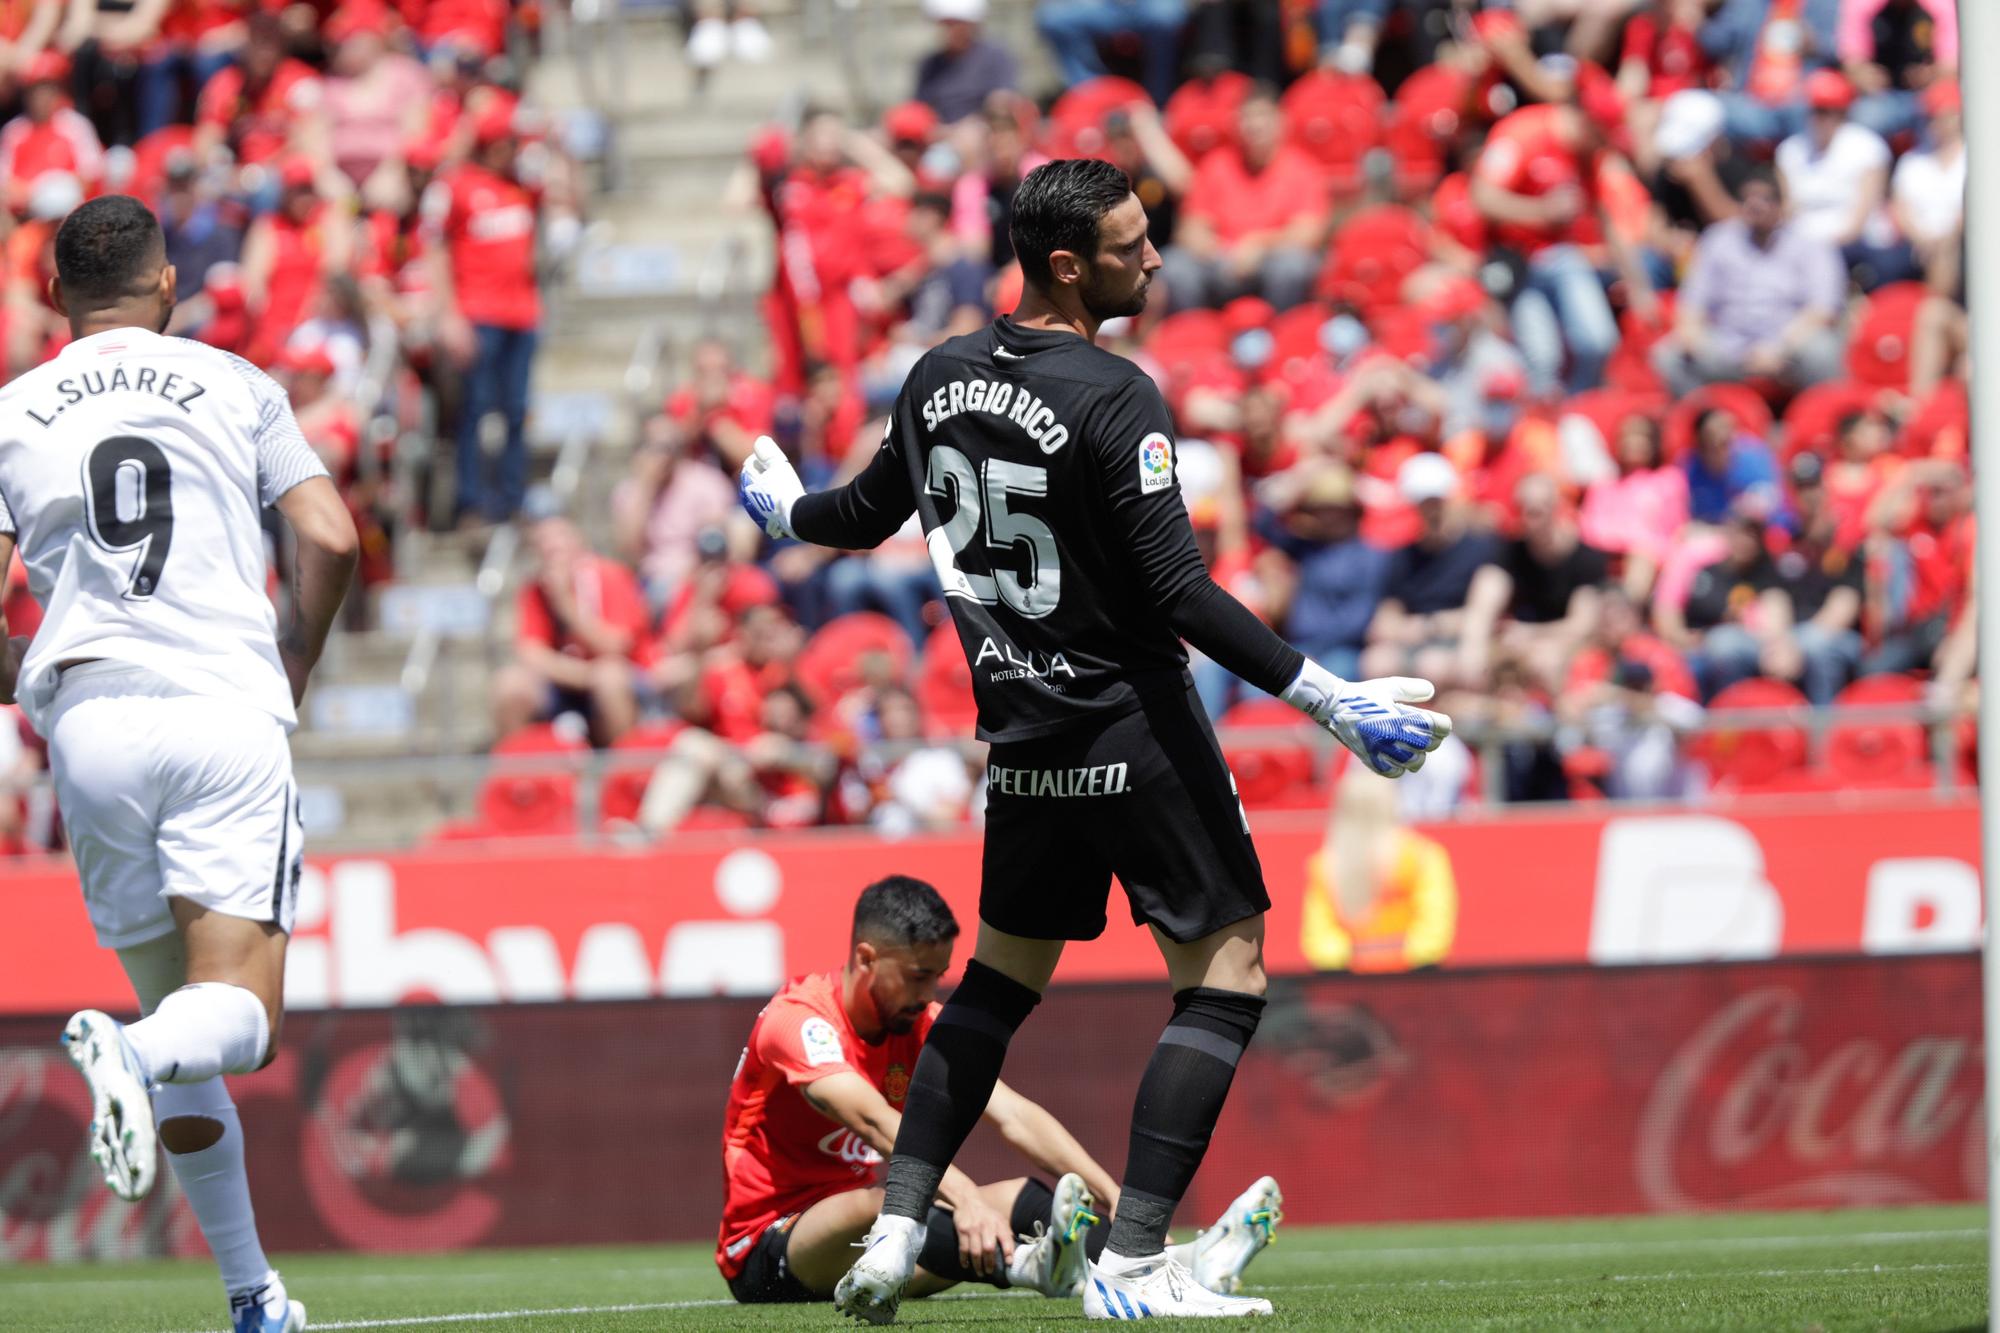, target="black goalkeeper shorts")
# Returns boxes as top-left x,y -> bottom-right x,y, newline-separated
980,685 -> 1270,945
